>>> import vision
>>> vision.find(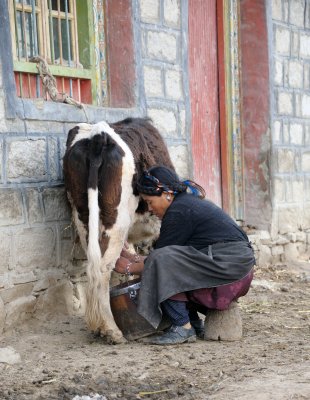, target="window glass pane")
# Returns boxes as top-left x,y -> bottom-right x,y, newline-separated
61,19 -> 72,65
25,12 -> 35,57
52,17 -> 60,62
51,0 -> 69,12
51,0 -> 58,11
16,11 -> 26,58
